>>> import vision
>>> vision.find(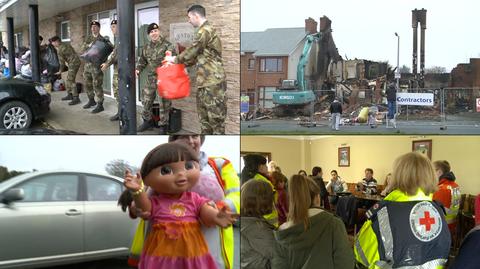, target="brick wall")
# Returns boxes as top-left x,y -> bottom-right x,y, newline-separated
240,52 -> 255,91
159,0 -> 240,134
255,56 -> 288,88
451,64 -> 473,88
